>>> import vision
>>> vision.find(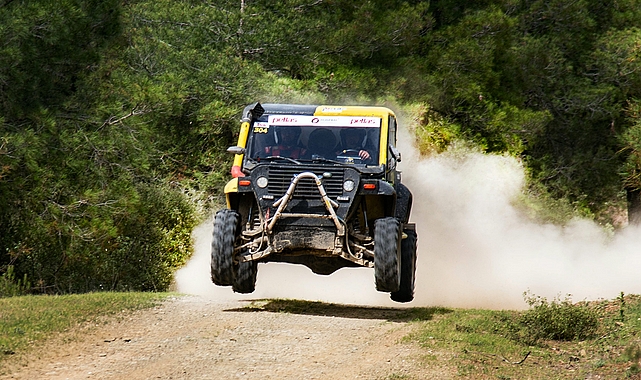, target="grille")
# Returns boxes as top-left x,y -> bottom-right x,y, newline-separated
267,166 -> 344,199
